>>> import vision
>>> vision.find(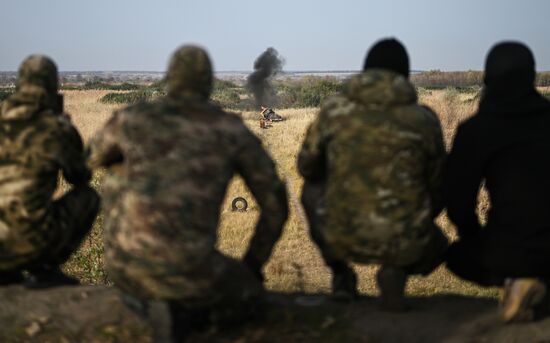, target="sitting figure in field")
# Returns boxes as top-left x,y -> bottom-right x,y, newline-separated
261,106 -> 283,121
298,39 -> 448,310
445,42 -> 550,323
88,45 -> 288,341
0,55 -> 99,287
